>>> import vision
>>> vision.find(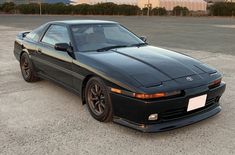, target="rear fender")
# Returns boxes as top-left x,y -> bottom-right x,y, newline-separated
14,31 -> 31,61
